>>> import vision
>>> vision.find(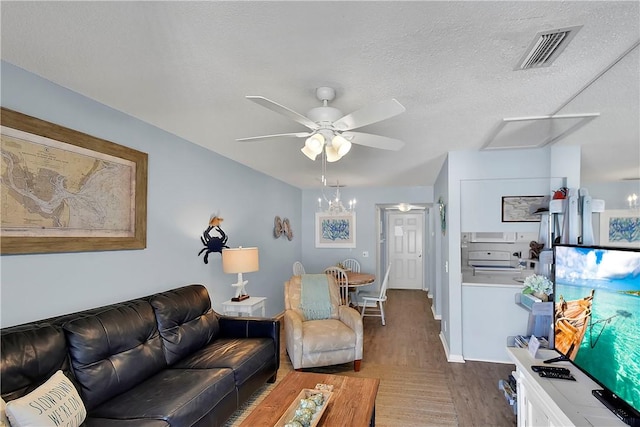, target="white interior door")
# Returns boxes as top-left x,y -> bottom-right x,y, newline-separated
386,211 -> 424,289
